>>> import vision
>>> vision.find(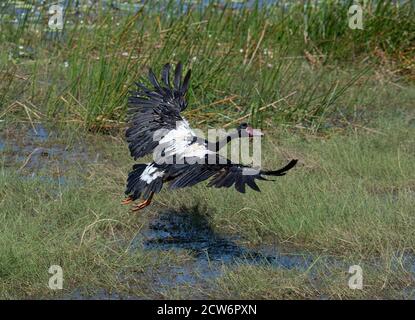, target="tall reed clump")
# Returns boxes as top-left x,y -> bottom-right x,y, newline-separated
0,0 -> 413,130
